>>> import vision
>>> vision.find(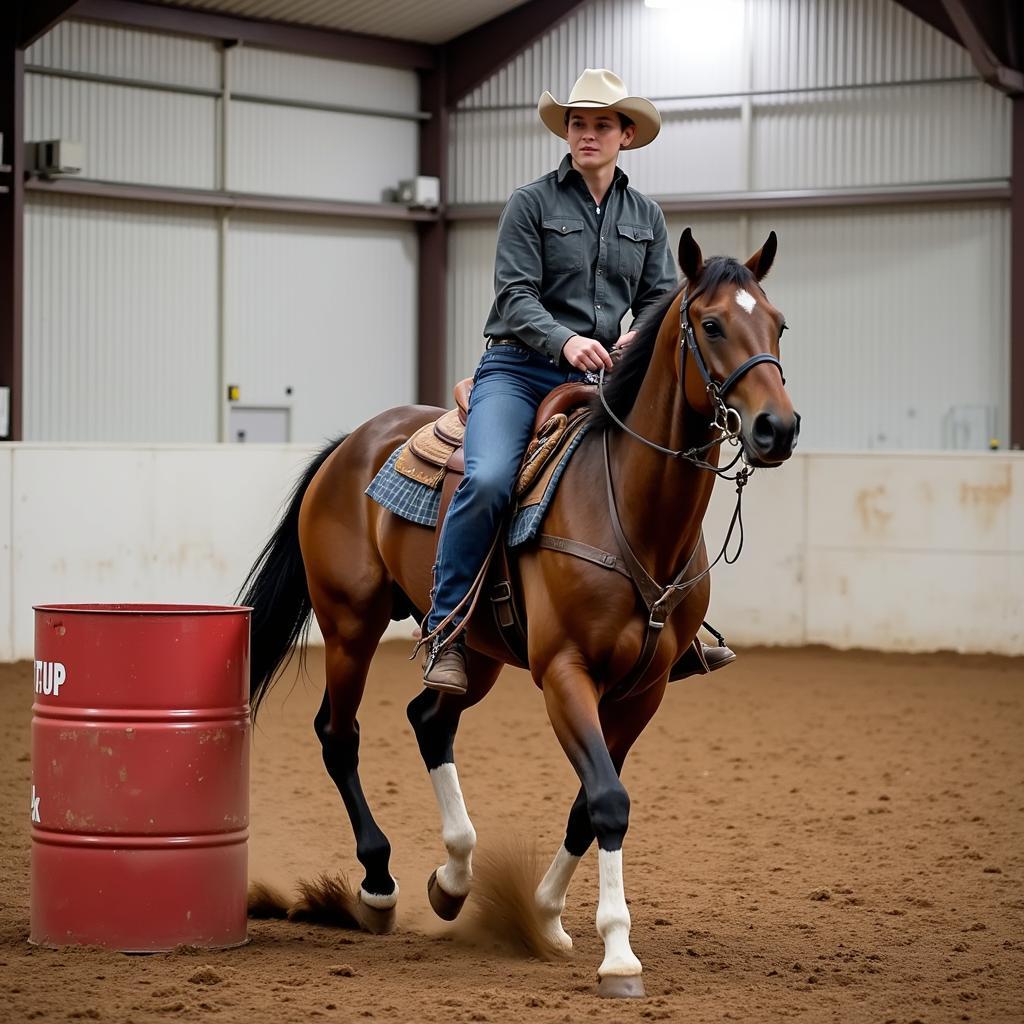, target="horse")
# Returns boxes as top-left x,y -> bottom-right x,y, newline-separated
239,227 -> 799,998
